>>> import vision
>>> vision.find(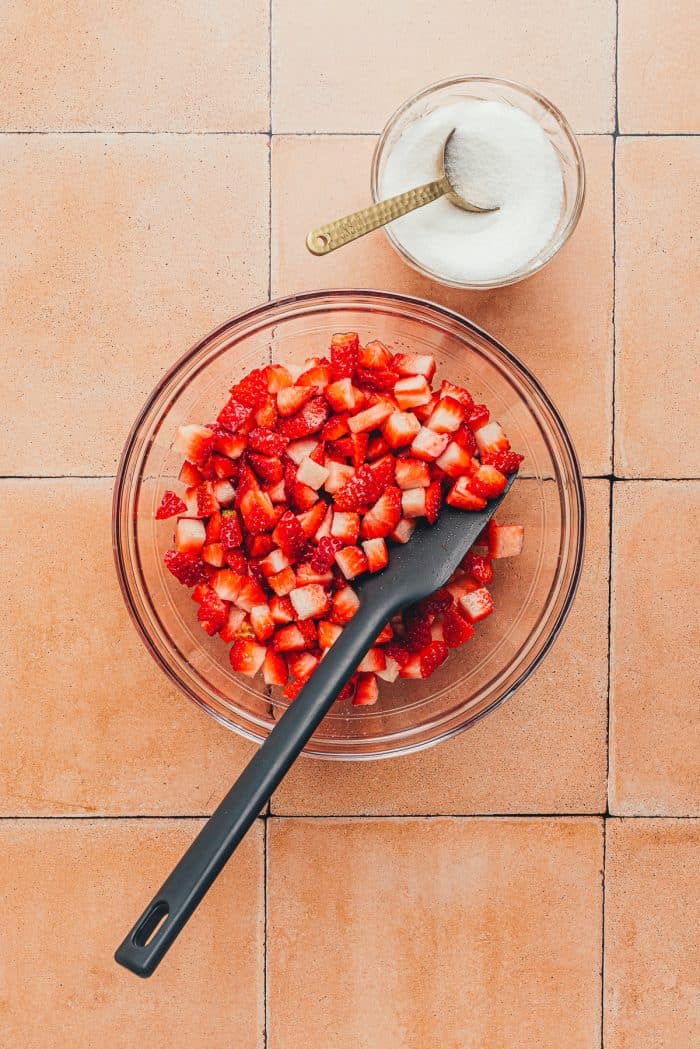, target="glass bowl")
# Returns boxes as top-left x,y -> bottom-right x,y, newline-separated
113,289 -> 585,759
371,75 -> 586,290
